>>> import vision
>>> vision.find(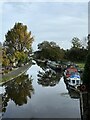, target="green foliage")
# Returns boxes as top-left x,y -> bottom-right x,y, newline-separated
35,41 -> 65,61
64,37 -> 88,62
82,51 -> 90,86
71,37 -> 82,48
82,35 -> 90,88
14,51 -> 28,64
87,34 -> 90,50
2,74 -> 34,112
3,22 -> 34,66
65,47 -> 88,62
2,47 -> 10,67
76,63 -> 85,69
